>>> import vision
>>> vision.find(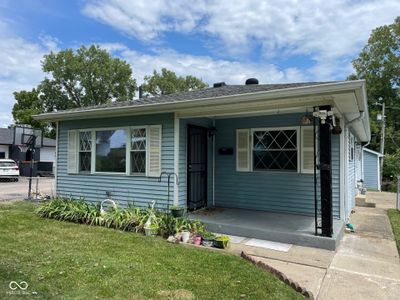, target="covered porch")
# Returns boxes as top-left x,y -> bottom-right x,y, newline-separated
189,207 -> 345,250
